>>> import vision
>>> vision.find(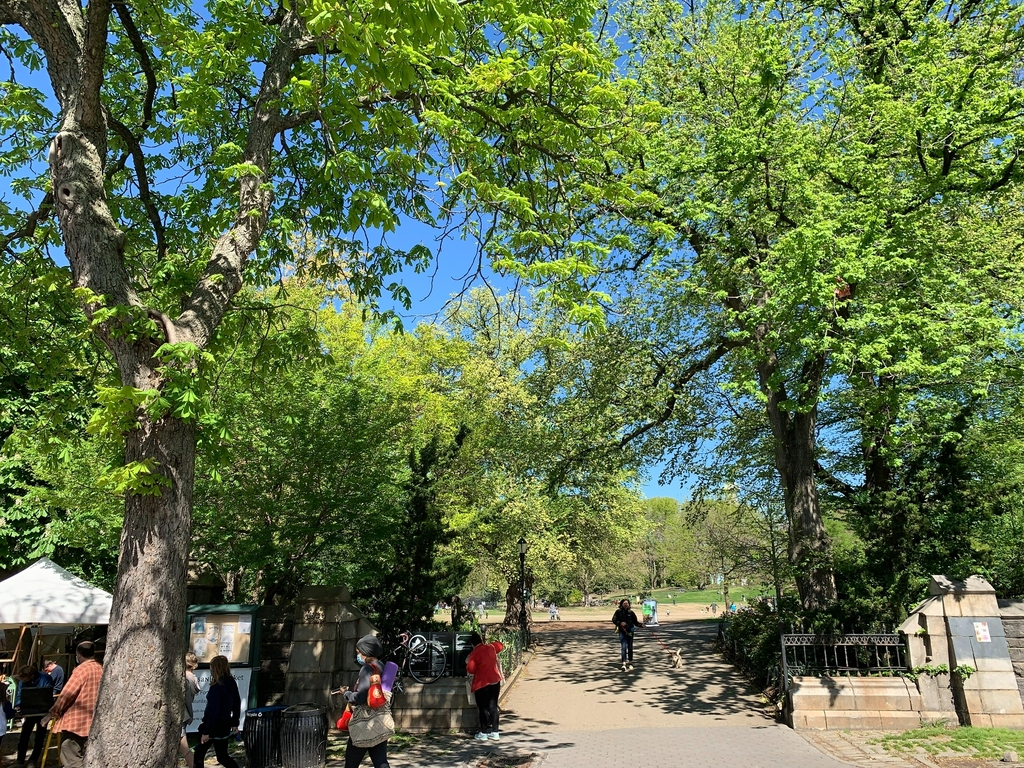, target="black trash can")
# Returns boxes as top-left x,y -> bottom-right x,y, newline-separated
244,705 -> 287,768
280,703 -> 328,768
